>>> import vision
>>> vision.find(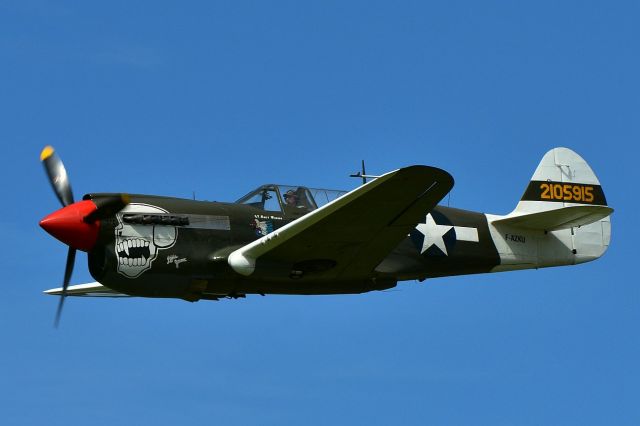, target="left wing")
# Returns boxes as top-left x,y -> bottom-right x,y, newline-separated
229,165 -> 454,281
44,282 -> 131,297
